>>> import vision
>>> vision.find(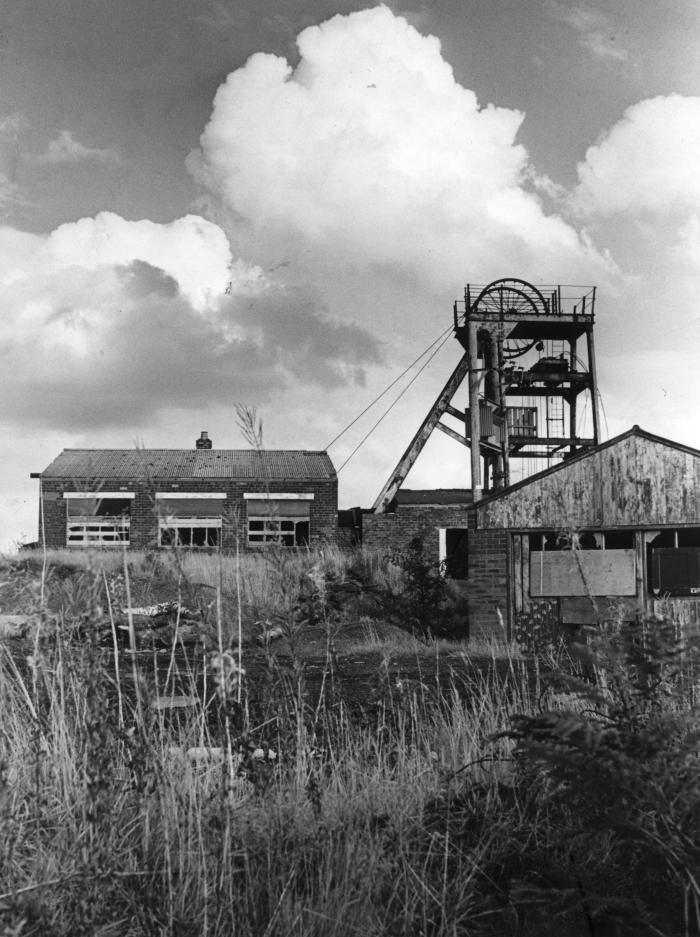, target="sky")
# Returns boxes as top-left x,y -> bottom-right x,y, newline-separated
1,0 -> 700,549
